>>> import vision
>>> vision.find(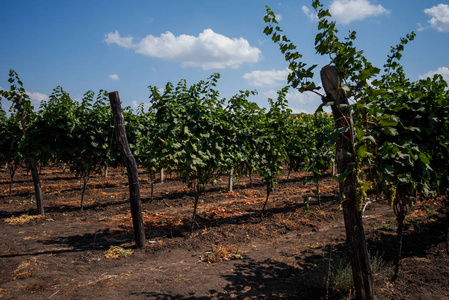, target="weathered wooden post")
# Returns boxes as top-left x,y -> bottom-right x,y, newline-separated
160,168 -> 165,183
30,166 -> 44,215
109,91 -> 146,248
320,65 -> 373,300
228,168 -> 234,192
